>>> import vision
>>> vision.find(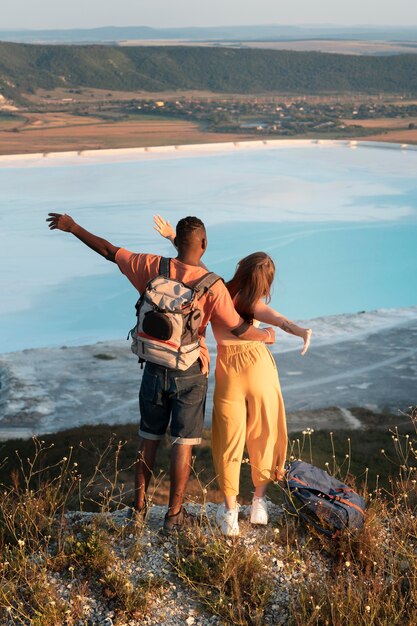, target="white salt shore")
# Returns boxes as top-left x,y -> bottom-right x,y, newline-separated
0,138 -> 415,169
0,306 -> 416,440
